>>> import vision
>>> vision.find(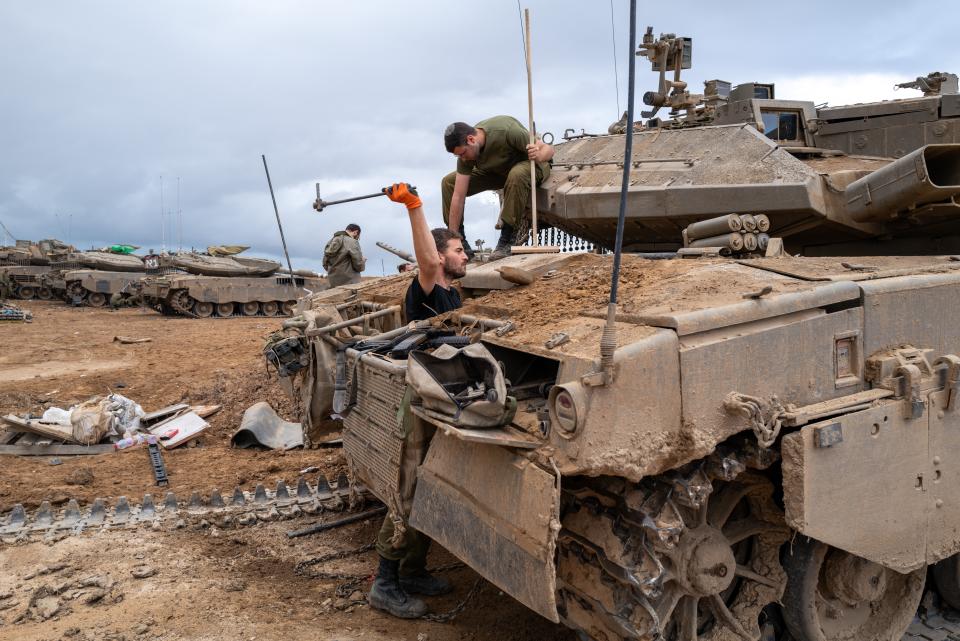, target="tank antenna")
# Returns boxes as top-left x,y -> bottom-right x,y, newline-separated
609,0 -> 621,117
598,0 -> 637,385
159,175 -> 166,254
261,154 -> 296,278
